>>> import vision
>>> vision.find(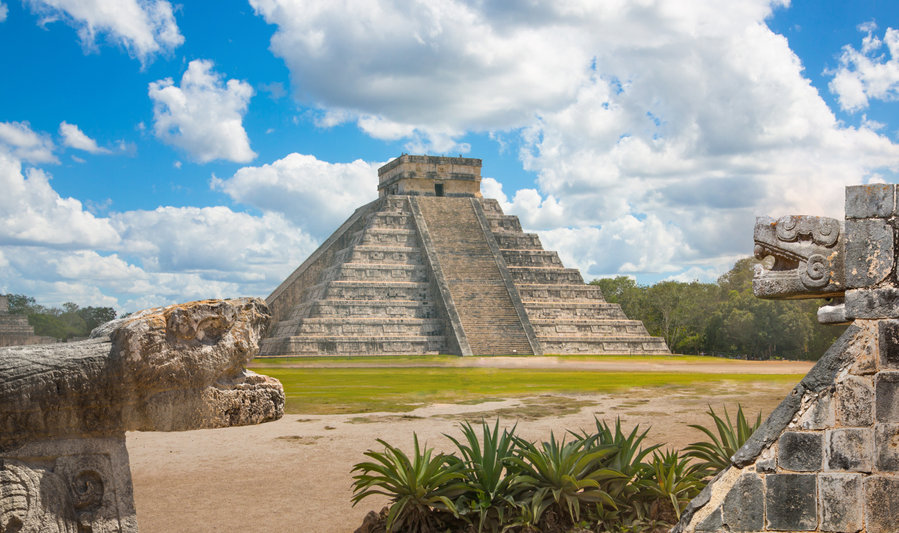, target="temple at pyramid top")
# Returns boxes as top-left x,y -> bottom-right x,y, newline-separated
378,155 -> 482,198
260,155 -> 669,356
